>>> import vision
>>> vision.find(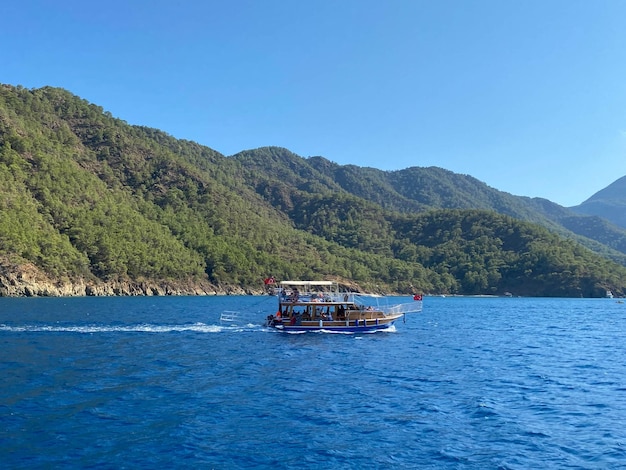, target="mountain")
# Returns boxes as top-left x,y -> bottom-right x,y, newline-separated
230,146 -> 626,296
234,147 -> 626,265
1,84 -> 626,297
570,176 -> 626,230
